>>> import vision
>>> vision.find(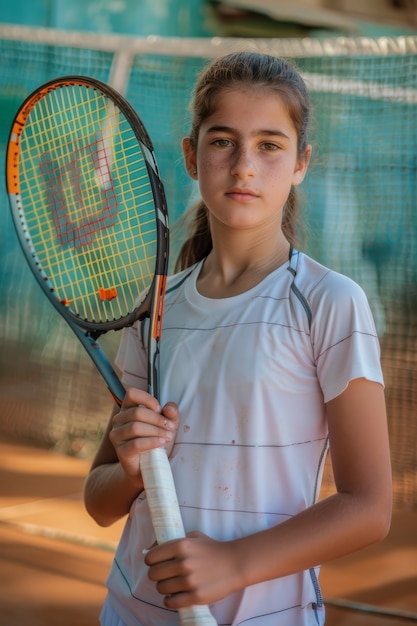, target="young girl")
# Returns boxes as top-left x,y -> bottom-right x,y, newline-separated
84,51 -> 392,626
